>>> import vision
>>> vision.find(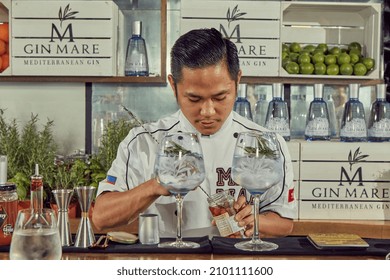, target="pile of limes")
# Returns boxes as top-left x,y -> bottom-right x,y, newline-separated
282,42 -> 375,76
